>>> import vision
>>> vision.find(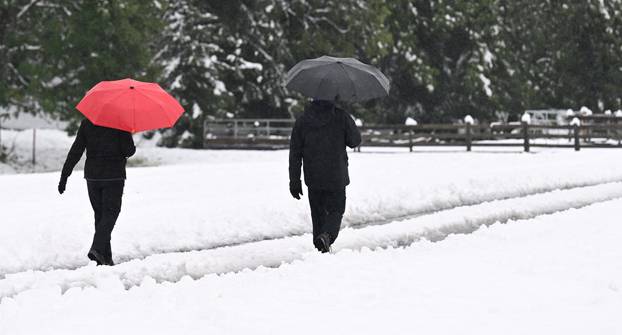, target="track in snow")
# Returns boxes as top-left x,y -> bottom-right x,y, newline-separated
115,177 -> 622,262
4,176 -> 621,280
2,181 -> 622,300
